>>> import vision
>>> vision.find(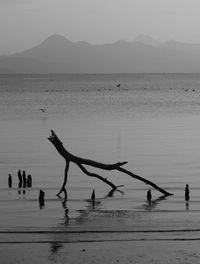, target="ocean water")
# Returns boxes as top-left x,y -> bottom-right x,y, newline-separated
1,74 -> 200,235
